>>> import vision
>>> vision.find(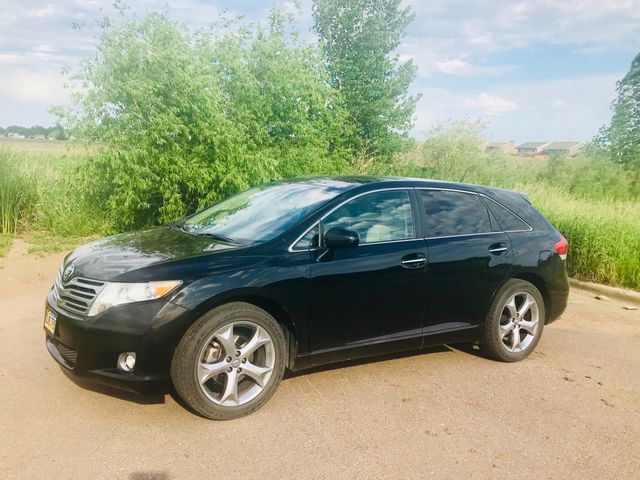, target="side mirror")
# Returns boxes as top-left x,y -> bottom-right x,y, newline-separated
324,227 -> 359,249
